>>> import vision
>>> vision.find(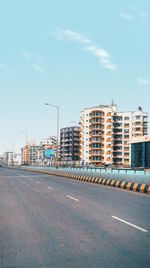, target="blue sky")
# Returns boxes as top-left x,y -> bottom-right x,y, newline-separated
0,0 -> 150,153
